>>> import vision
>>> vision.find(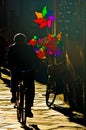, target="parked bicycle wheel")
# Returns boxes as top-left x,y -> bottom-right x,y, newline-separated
46,77 -> 57,107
